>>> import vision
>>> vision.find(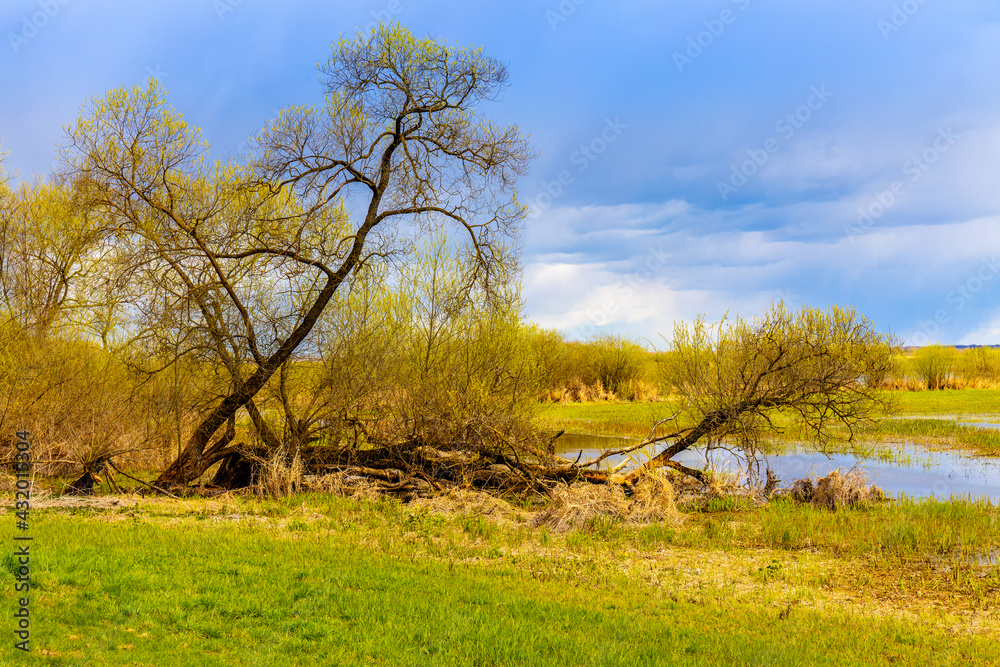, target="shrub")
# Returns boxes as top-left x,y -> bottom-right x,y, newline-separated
911,344 -> 958,390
